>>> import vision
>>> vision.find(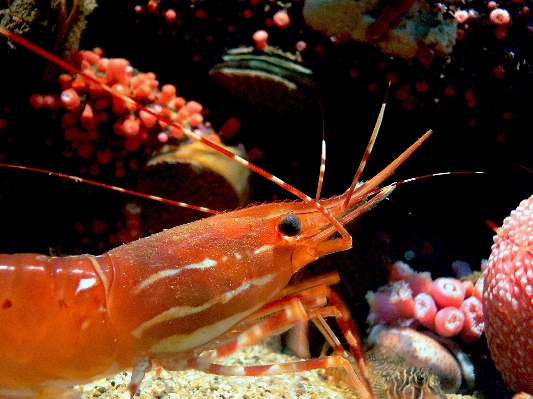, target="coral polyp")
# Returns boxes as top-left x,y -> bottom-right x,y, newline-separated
28,48 -> 209,178
366,261 -> 485,341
